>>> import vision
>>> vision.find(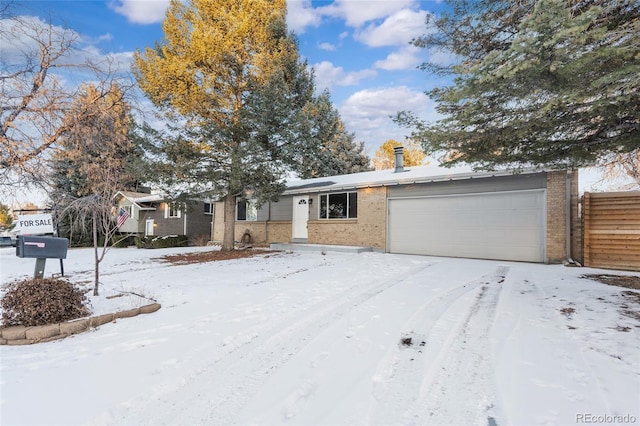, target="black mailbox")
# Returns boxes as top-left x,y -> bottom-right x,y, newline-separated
16,236 -> 69,259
